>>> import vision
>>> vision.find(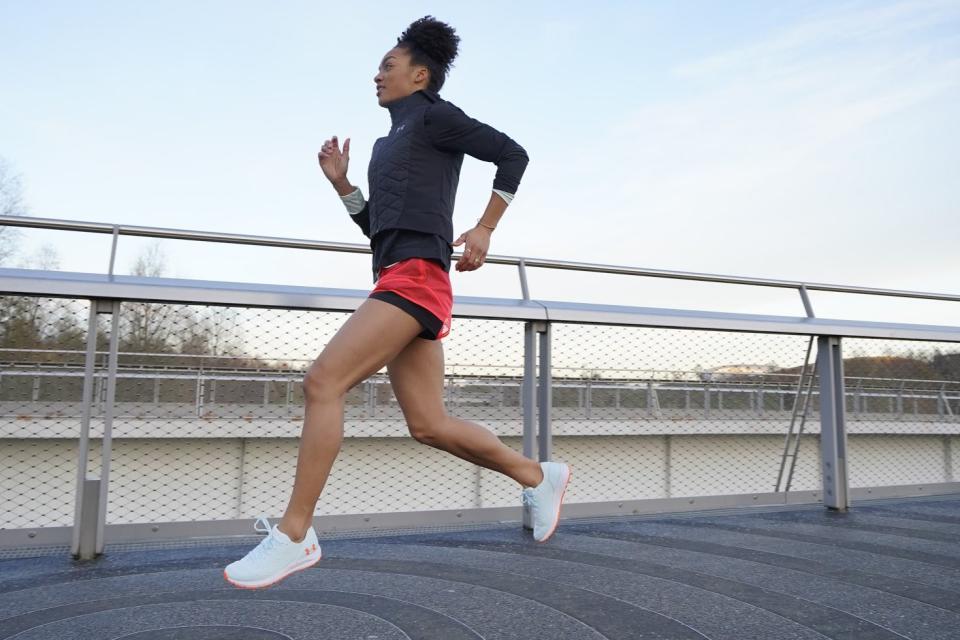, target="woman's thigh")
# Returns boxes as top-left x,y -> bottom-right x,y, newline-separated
387,337 -> 447,428
306,297 -> 424,397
